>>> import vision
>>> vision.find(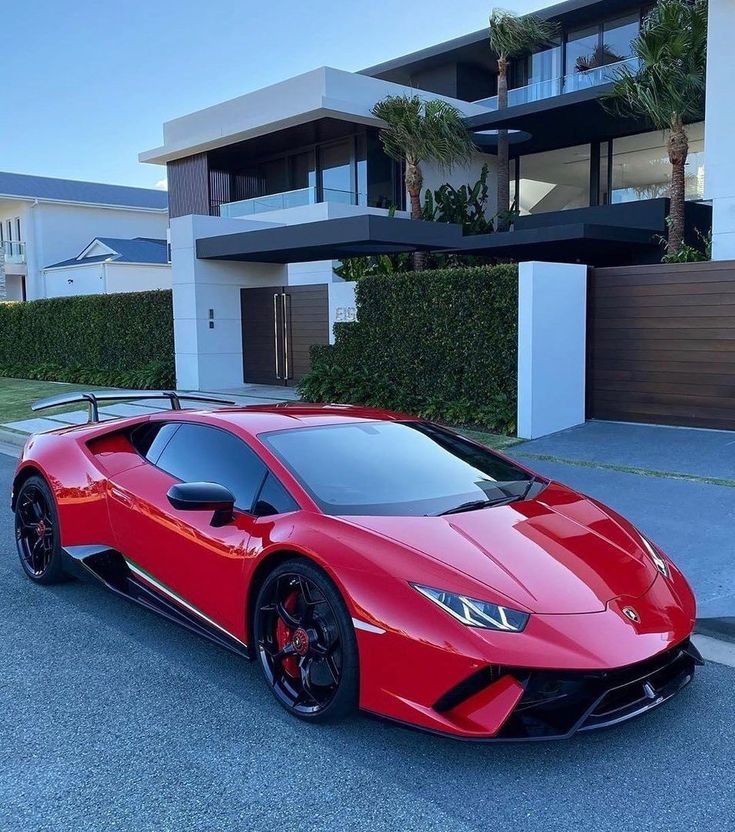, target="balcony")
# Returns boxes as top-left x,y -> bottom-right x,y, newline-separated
476,57 -> 640,111
220,187 -> 364,219
0,240 -> 27,265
